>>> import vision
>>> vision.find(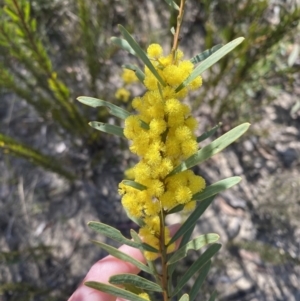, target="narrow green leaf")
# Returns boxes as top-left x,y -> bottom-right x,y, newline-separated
111,37 -> 136,55
171,244 -> 221,297
168,123 -> 250,176
168,217 -> 200,278
89,121 -> 125,138
123,180 -> 147,191
15,28 -> 25,37
91,240 -> 152,274
77,96 -> 131,119
141,243 -> 159,253
85,282 -> 150,301
109,274 -> 163,292
157,82 -> 164,99
88,221 -> 141,249
169,231 -> 204,278
24,2 -> 31,22
176,37 -> 244,92
168,234 -> 219,264
122,283 -> 143,296
118,25 -> 166,86
208,291 -> 218,301
178,224 -> 195,251
178,294 -> 189,301
123,64 -> 145,83
167,204 -> 184,214
164,0 -> 180,10
4,7 -> 19,21
30,19 -> 36,31
197,123 -> 222,143
190,44 -> 223,65
166,196 -> 217,279
168,196 -> 215,246
130,229 -> 143,244
192,177 -> 242,201
139,120 -> 150,130
189,261 -> 212,301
